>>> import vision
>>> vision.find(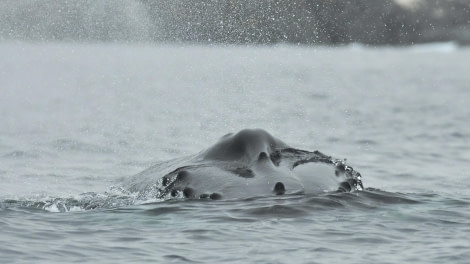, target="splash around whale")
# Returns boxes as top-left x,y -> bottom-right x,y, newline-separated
125,129 -> 364,201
